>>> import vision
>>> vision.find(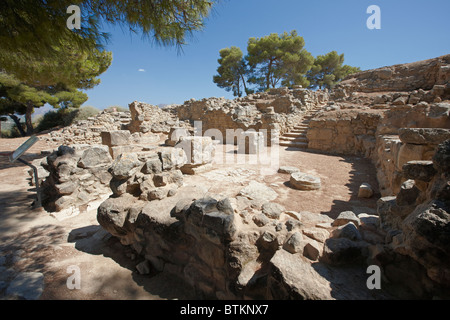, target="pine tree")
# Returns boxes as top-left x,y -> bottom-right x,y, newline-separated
307,51 -> 361,90
246,30 -> 314,92
213,47 -> 250,97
